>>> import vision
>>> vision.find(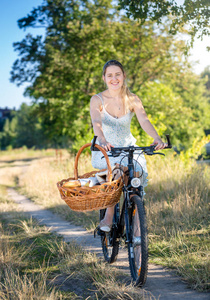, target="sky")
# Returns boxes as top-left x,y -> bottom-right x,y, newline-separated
0,0 -> 210,110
